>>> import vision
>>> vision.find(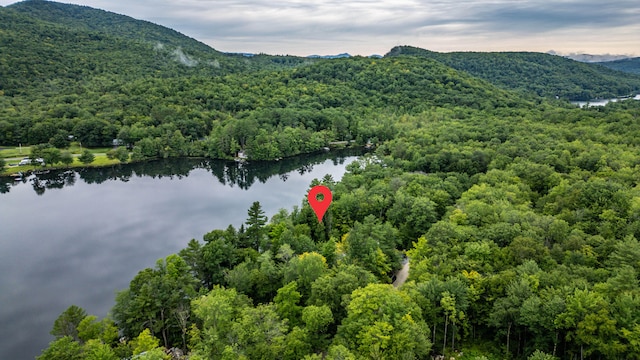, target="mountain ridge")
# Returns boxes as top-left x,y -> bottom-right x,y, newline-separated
7,0 -> 219,55
5,1 -> 638,102
596,57 -> 640,75
1,0 -> 636,118
386,45 -> 640,100
0,1 -> 315,95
